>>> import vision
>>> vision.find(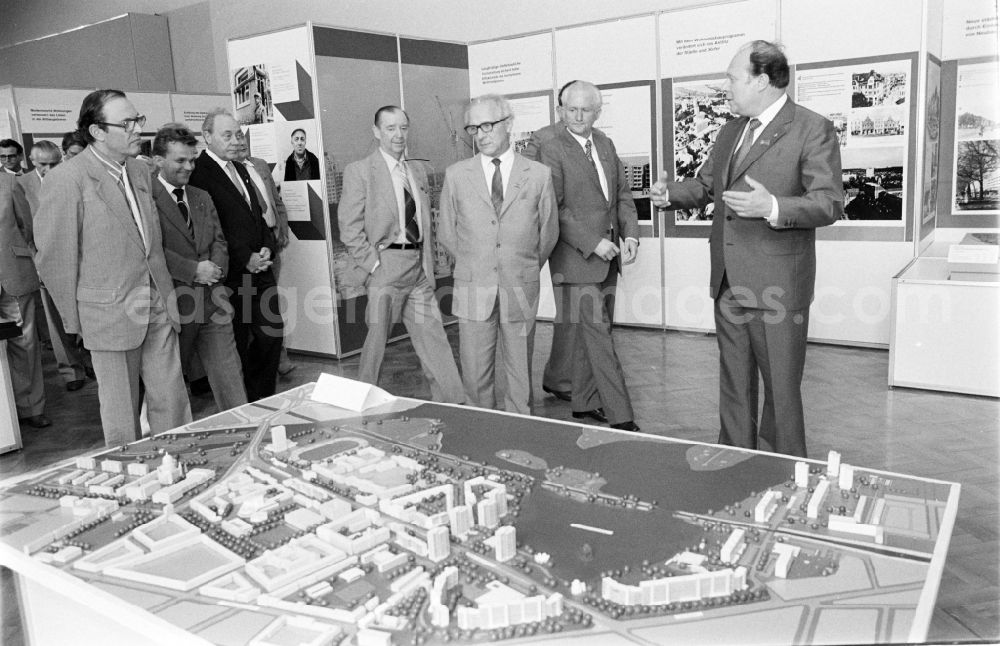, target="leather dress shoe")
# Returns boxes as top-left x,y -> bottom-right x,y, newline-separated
572,408 -> 608,424
610,421 -> 641,432
19,414 -> 52,428
66,379 -> 86,392
542,385 -> 572,402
